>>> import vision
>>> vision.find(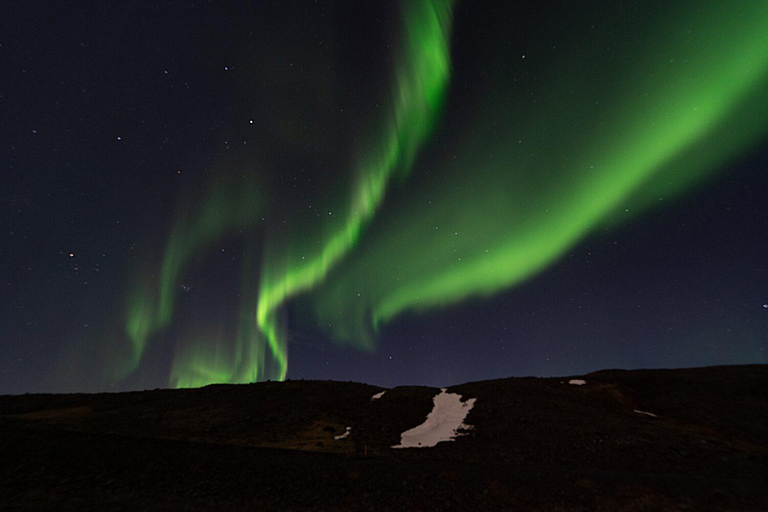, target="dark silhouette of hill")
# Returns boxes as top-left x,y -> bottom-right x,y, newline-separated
2,365 -> 767,511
